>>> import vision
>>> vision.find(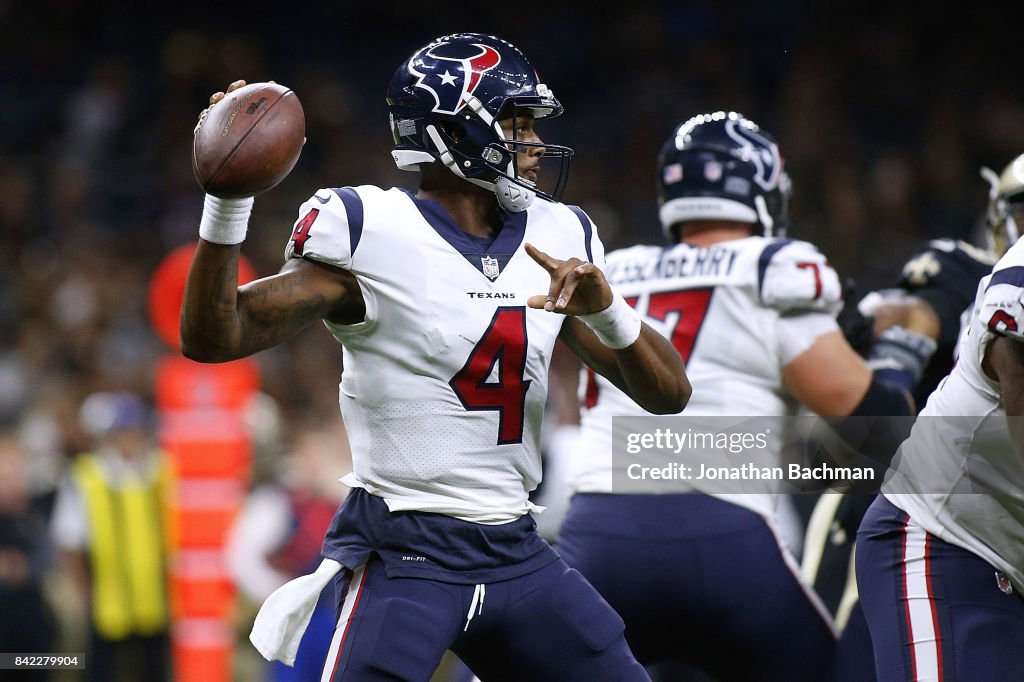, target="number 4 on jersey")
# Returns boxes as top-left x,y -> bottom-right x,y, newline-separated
450,307 -> 532,445
290,207 -> 320,255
